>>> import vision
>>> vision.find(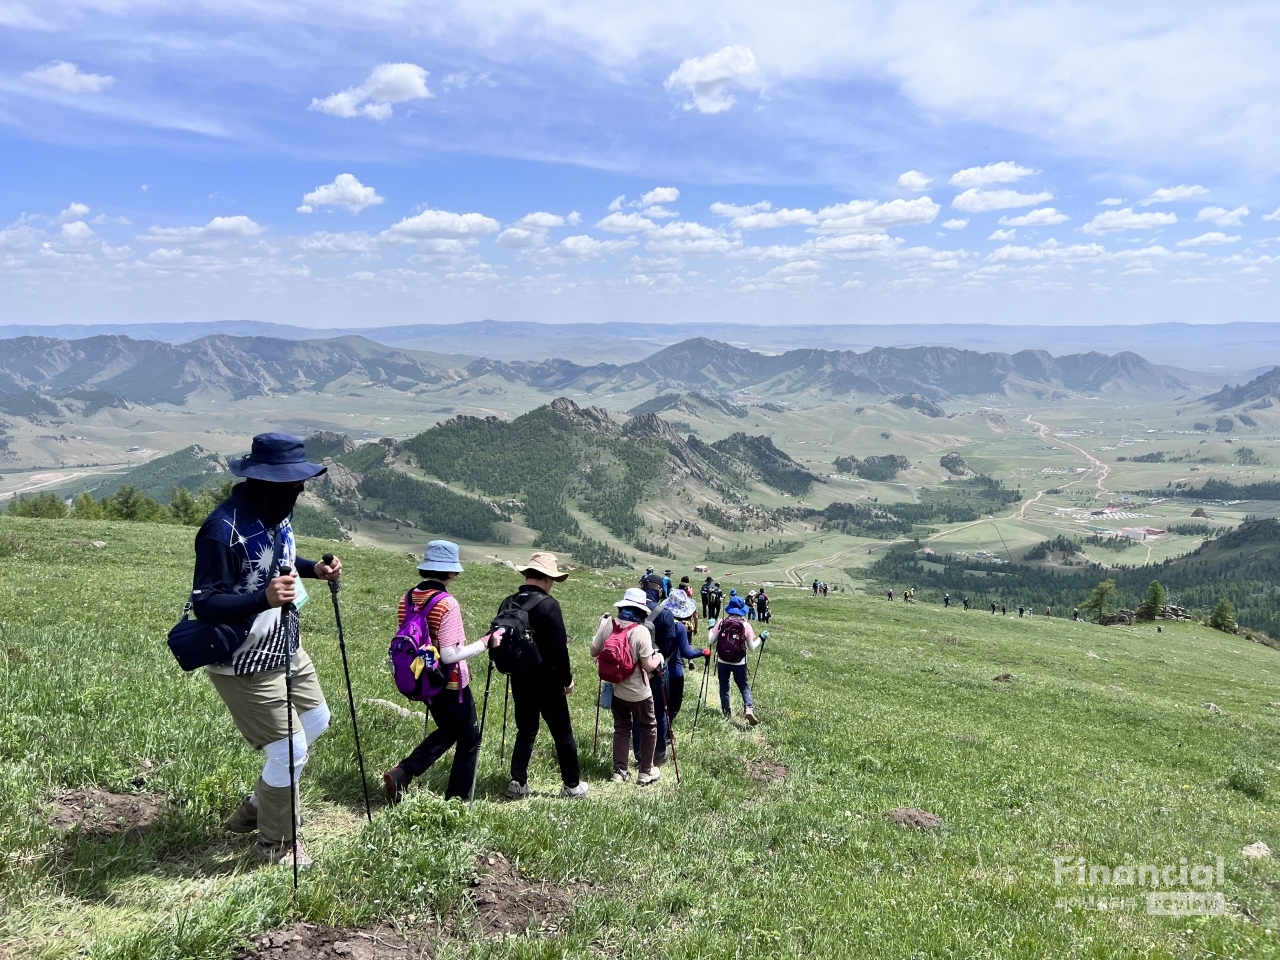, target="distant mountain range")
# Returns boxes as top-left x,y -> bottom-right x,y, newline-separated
0,332 -> 1191,406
